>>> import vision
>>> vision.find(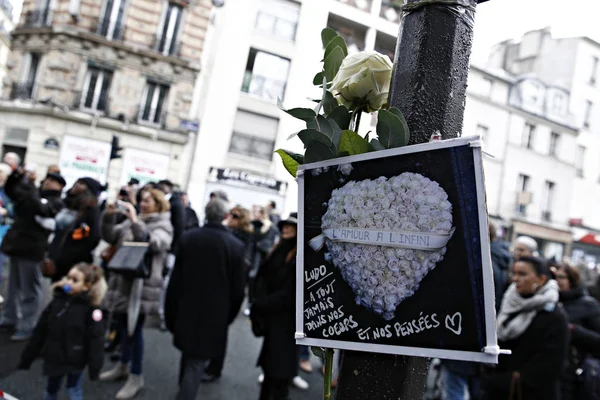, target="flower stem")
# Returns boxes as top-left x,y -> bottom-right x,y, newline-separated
324,348 -> 334,400
354,108 -> 363,133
